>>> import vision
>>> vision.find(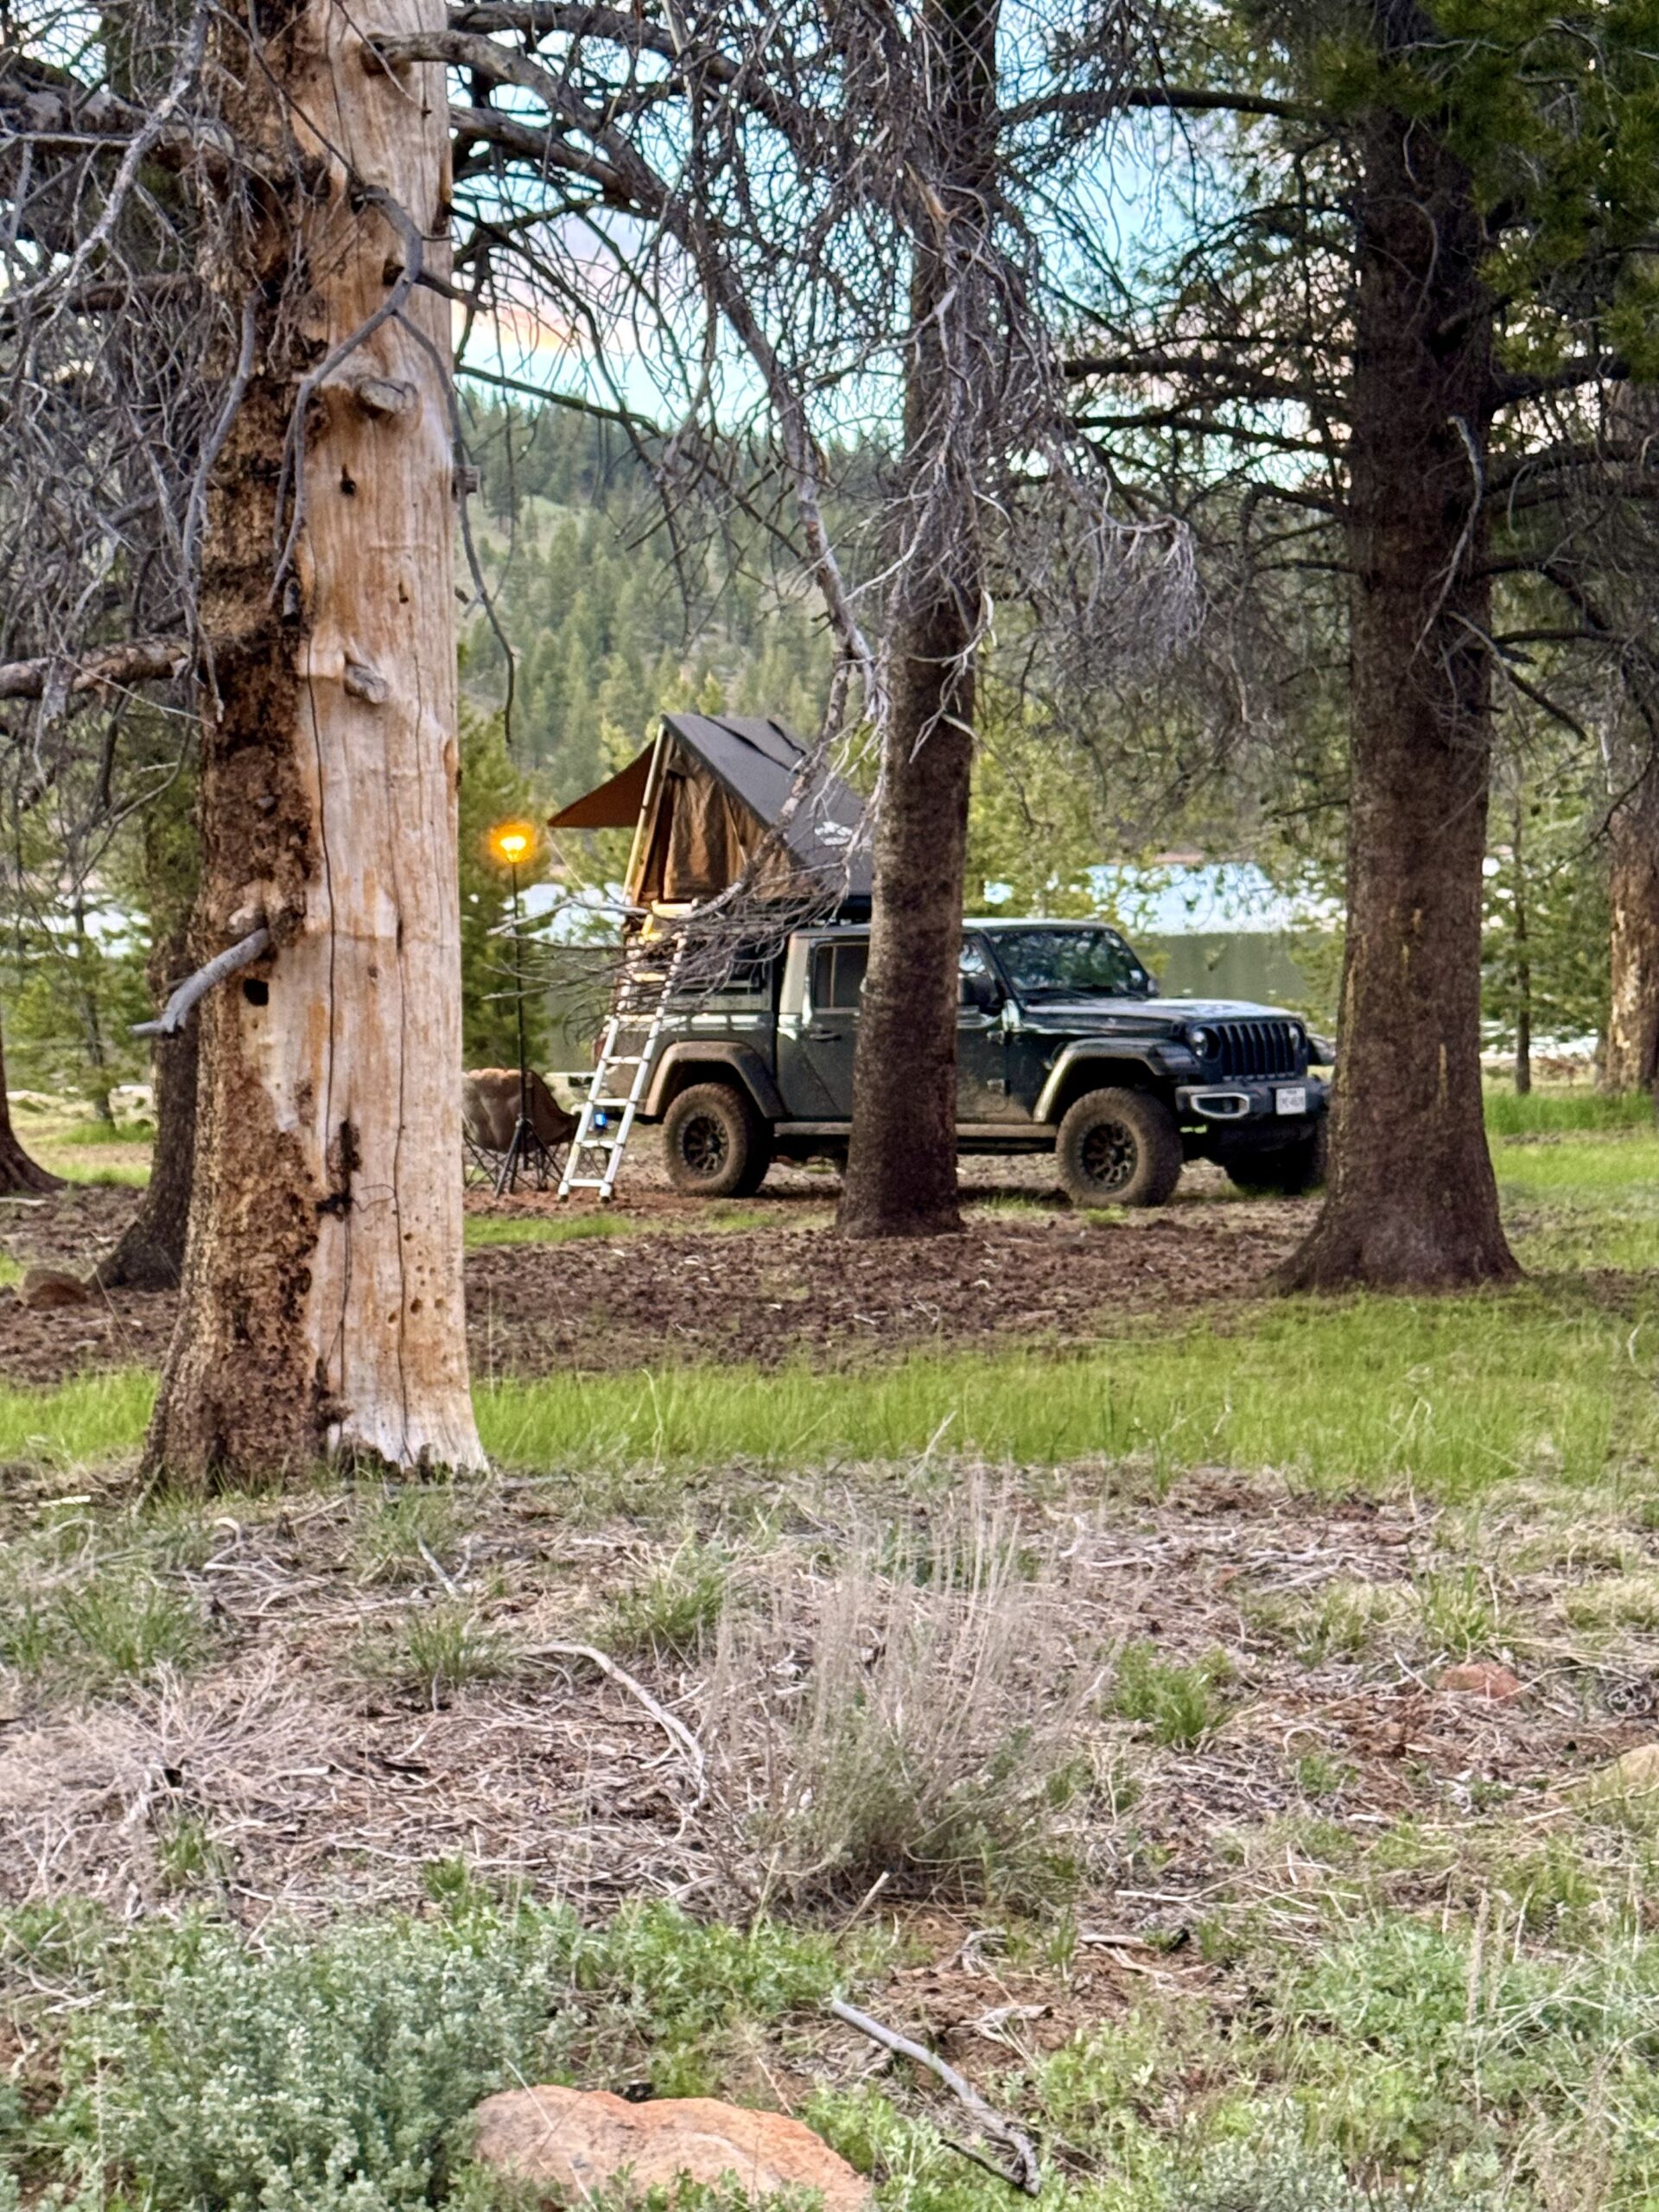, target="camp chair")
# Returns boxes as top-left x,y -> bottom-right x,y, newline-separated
461,1069 -> 578,1191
